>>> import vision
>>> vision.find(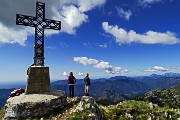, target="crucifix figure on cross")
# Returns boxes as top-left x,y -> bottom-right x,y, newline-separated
16,2 -> 61,66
